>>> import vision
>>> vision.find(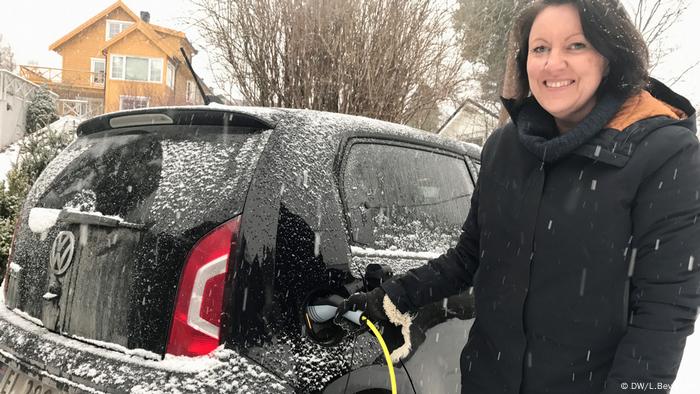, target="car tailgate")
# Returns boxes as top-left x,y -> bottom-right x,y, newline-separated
3,110 -> 272,356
